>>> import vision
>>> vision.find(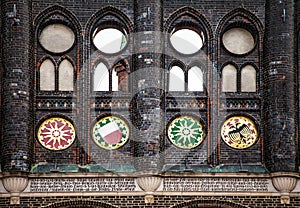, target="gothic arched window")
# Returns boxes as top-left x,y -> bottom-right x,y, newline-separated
94,62 -> 109,91
188,66 -> 203,91
59,59 -> 74,91
39,59 -> 55,91
169,65 -> 185,91
222,64 -> 237,92
241,65 -> 256,92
